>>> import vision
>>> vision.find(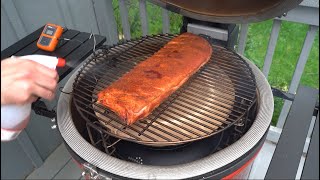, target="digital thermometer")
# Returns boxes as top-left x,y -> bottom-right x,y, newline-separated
37,23 -> 63,52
